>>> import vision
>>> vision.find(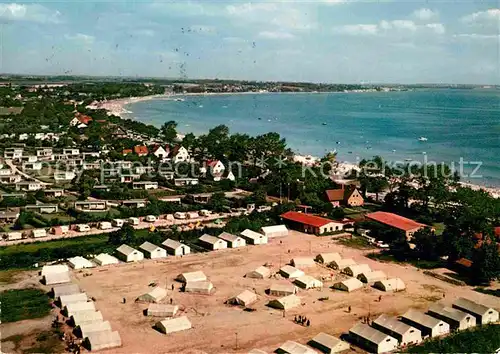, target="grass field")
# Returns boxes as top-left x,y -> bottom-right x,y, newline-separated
0,288 -> 51,323
405,324 -> 500,353
366,252 -> 444,269
337,236 -> 376,250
